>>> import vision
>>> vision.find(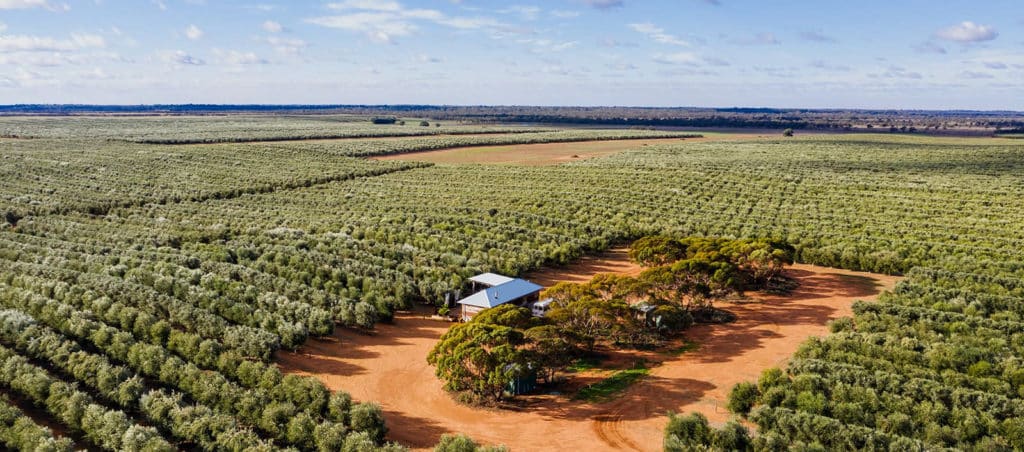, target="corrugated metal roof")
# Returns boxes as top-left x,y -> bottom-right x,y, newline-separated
457,279 -> 543,308
468,272 -> 515,287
